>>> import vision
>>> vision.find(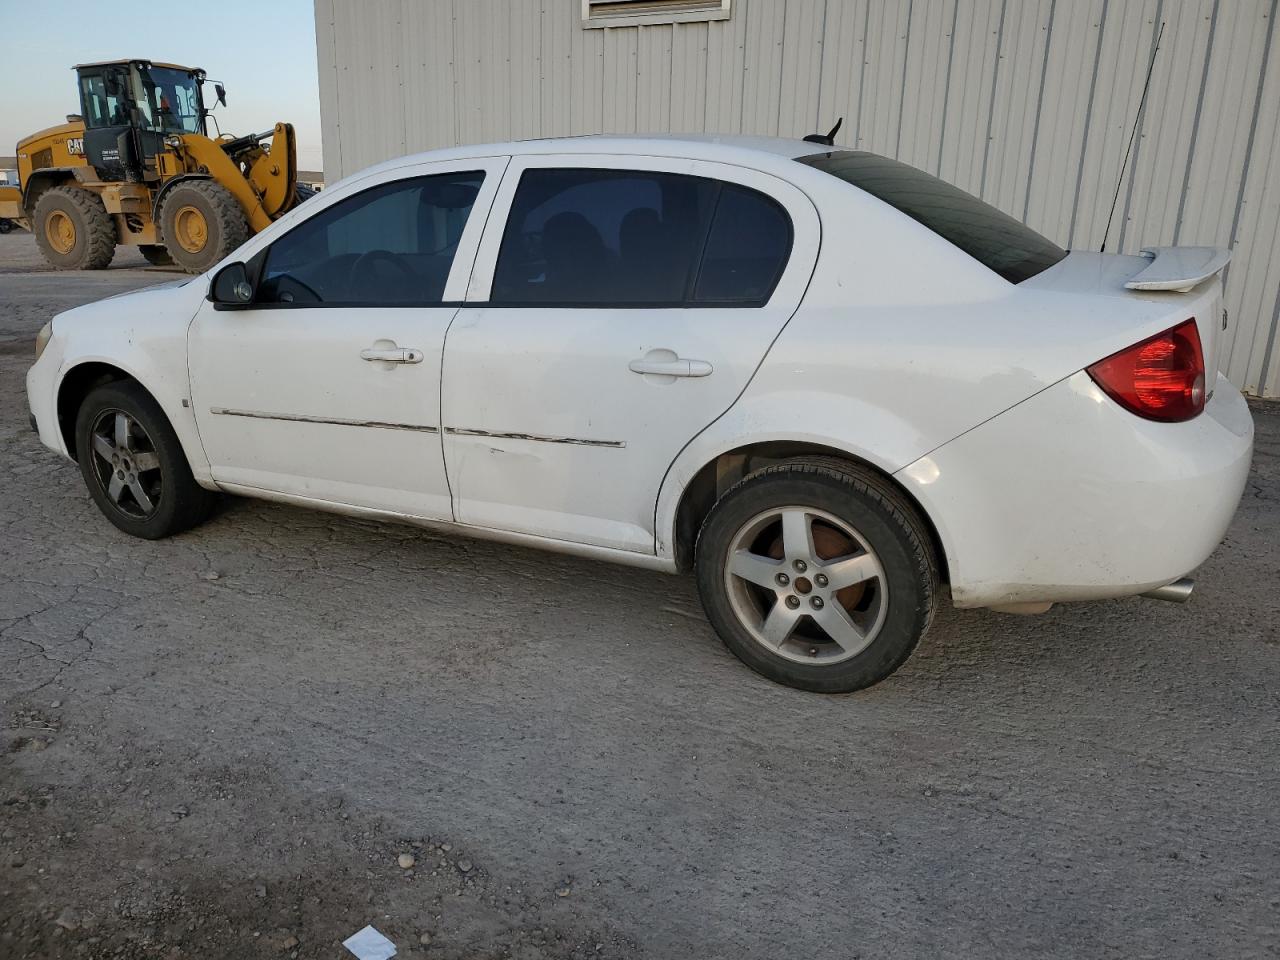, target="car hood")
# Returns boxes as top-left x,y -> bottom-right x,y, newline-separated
52,277 -> 205,337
